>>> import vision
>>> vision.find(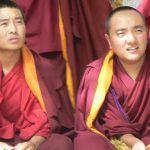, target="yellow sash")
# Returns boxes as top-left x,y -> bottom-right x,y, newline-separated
22,45 -> 46,111
86,50 -> 114,137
